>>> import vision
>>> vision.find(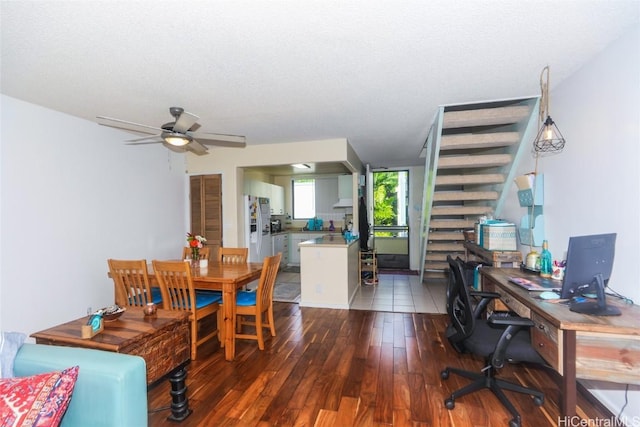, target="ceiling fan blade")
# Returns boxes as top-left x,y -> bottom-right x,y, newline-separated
173,111 -> 199,133
190,132 -> 246,148
125,138 -> 164,145
186,141 -> 209,156
96,116 -> 162,135
125,134 -> 162,142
